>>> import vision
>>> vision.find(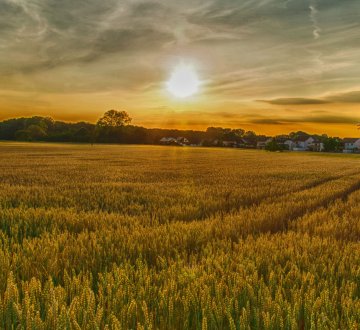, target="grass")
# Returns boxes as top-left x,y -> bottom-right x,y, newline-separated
0,142 -> 360,329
